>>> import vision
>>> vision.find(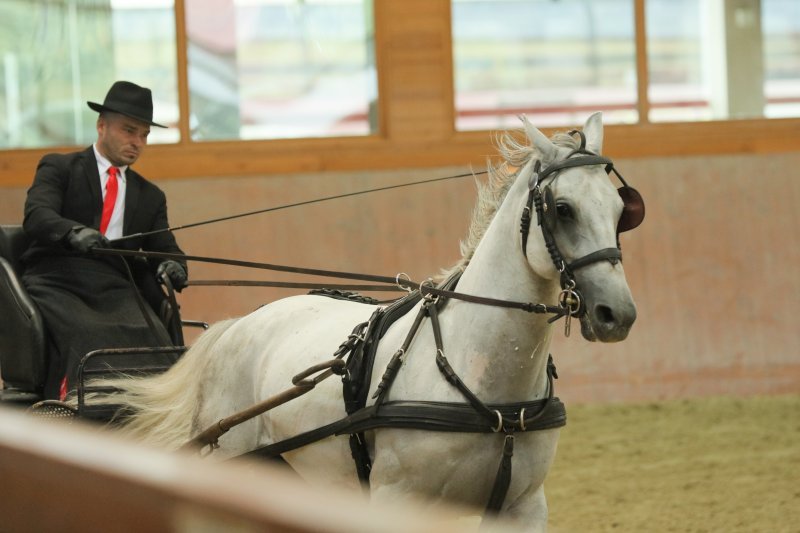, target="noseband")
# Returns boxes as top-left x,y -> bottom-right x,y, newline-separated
519,130 -> 645,326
